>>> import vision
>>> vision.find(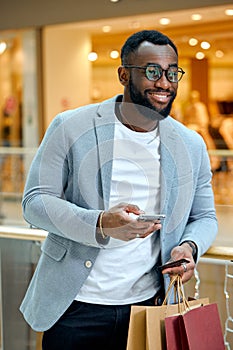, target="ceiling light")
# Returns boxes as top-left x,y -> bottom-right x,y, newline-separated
215,50 -> 224,58
191,14 -> 202,21
225,9 -> 233,16
102,25 -> 112,33
159,18 -> 170,25
88,52 -> 98,62
201,41 -> 211,50
110,50 -> 119,59
195,52 -> 205,60
110,0 -> 120,2
0,41 -> 7,55
189,38 -> 198,46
